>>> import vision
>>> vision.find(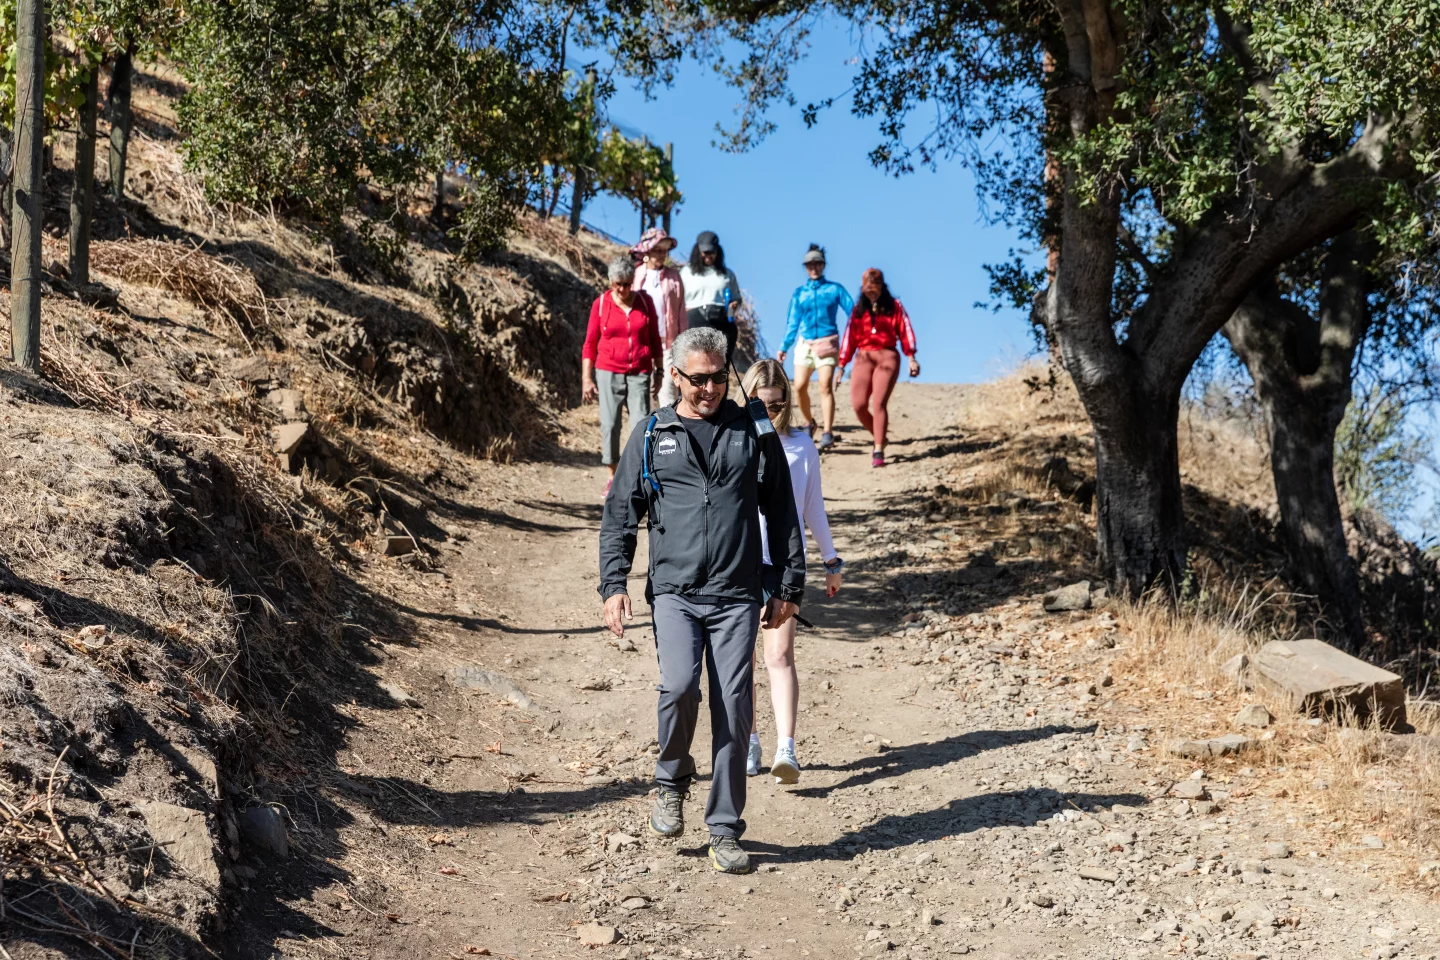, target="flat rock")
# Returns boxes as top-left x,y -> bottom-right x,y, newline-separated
228,354 -> 272,382
272,421 -> 309,455
1221,653 -> 1253,688
1167,738 -> 1213,759
379,682 -> 419,707
1209,733 -> 1254,756
606,832 -> 639,853
138,802 -> 220,887
1043,581 -> 1092,613
1264,841 -> 1291,859
1235,704 -> 1274,728
577,923 -> 619,945
1168,734 -> 1253,758
1232,901 -> 1277,931
447,666 -> 536,710
383,535 -> 417,556
266,387 -> 307,420
1171,781 -> 1208,800
238,804 -> 289,857
1254,638 -> 1406,728
1077,866 -> 1118,883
